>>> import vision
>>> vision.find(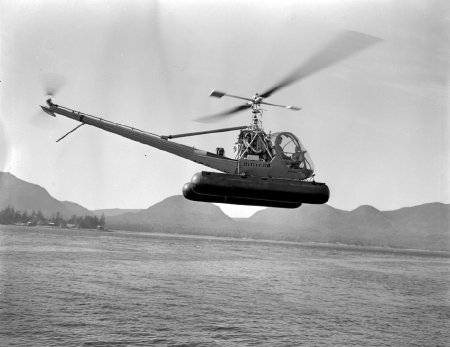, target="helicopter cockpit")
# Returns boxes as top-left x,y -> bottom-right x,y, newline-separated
272,132 -> 314,173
